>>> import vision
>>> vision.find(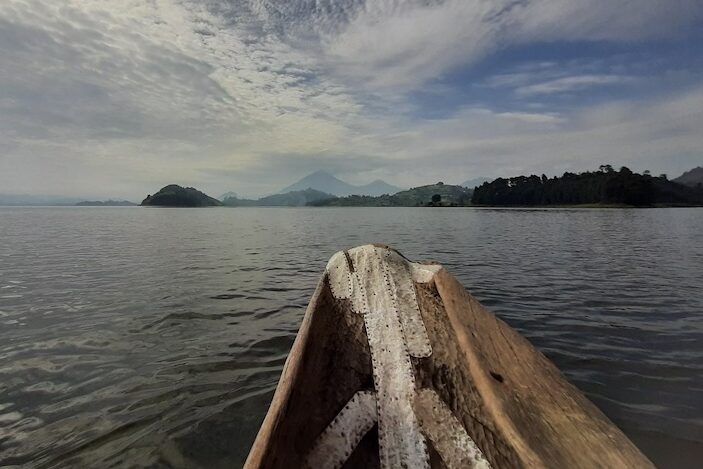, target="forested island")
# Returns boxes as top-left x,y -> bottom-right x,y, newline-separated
471,166 -> 703,207
141,185 -> 222,207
